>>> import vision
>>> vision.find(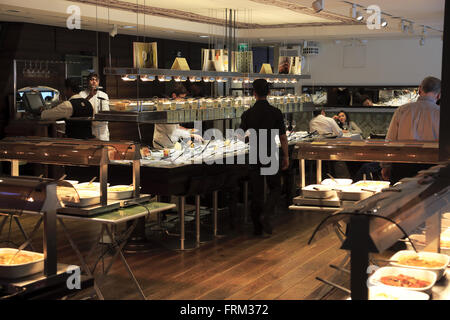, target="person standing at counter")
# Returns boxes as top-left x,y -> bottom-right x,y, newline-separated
381,76 -> 441,183
79,73 -> 110,141
240,79 -> 289,236
309,108 -> 343,137
40,78 -> 94,139
153,86 -> 202,149
333,111 -> 362,135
